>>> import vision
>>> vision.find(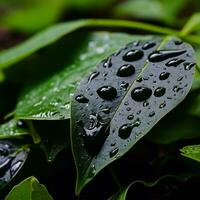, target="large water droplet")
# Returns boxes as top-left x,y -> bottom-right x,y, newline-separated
97,86 -> 117,100
88,71 -> 99,83
118,124 -> 133,139
109,148 -> 119,158
184,62 -> 195,70
148,50 -> 186,62
166,59 -> 185,67
159,72 -> 170,80
117,64 -> 135,77
154,87 -> 166,97
123,50 -> 144,61
75,94 -> 89,103
131,87 -> 152,102
142,42 -> 156,50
